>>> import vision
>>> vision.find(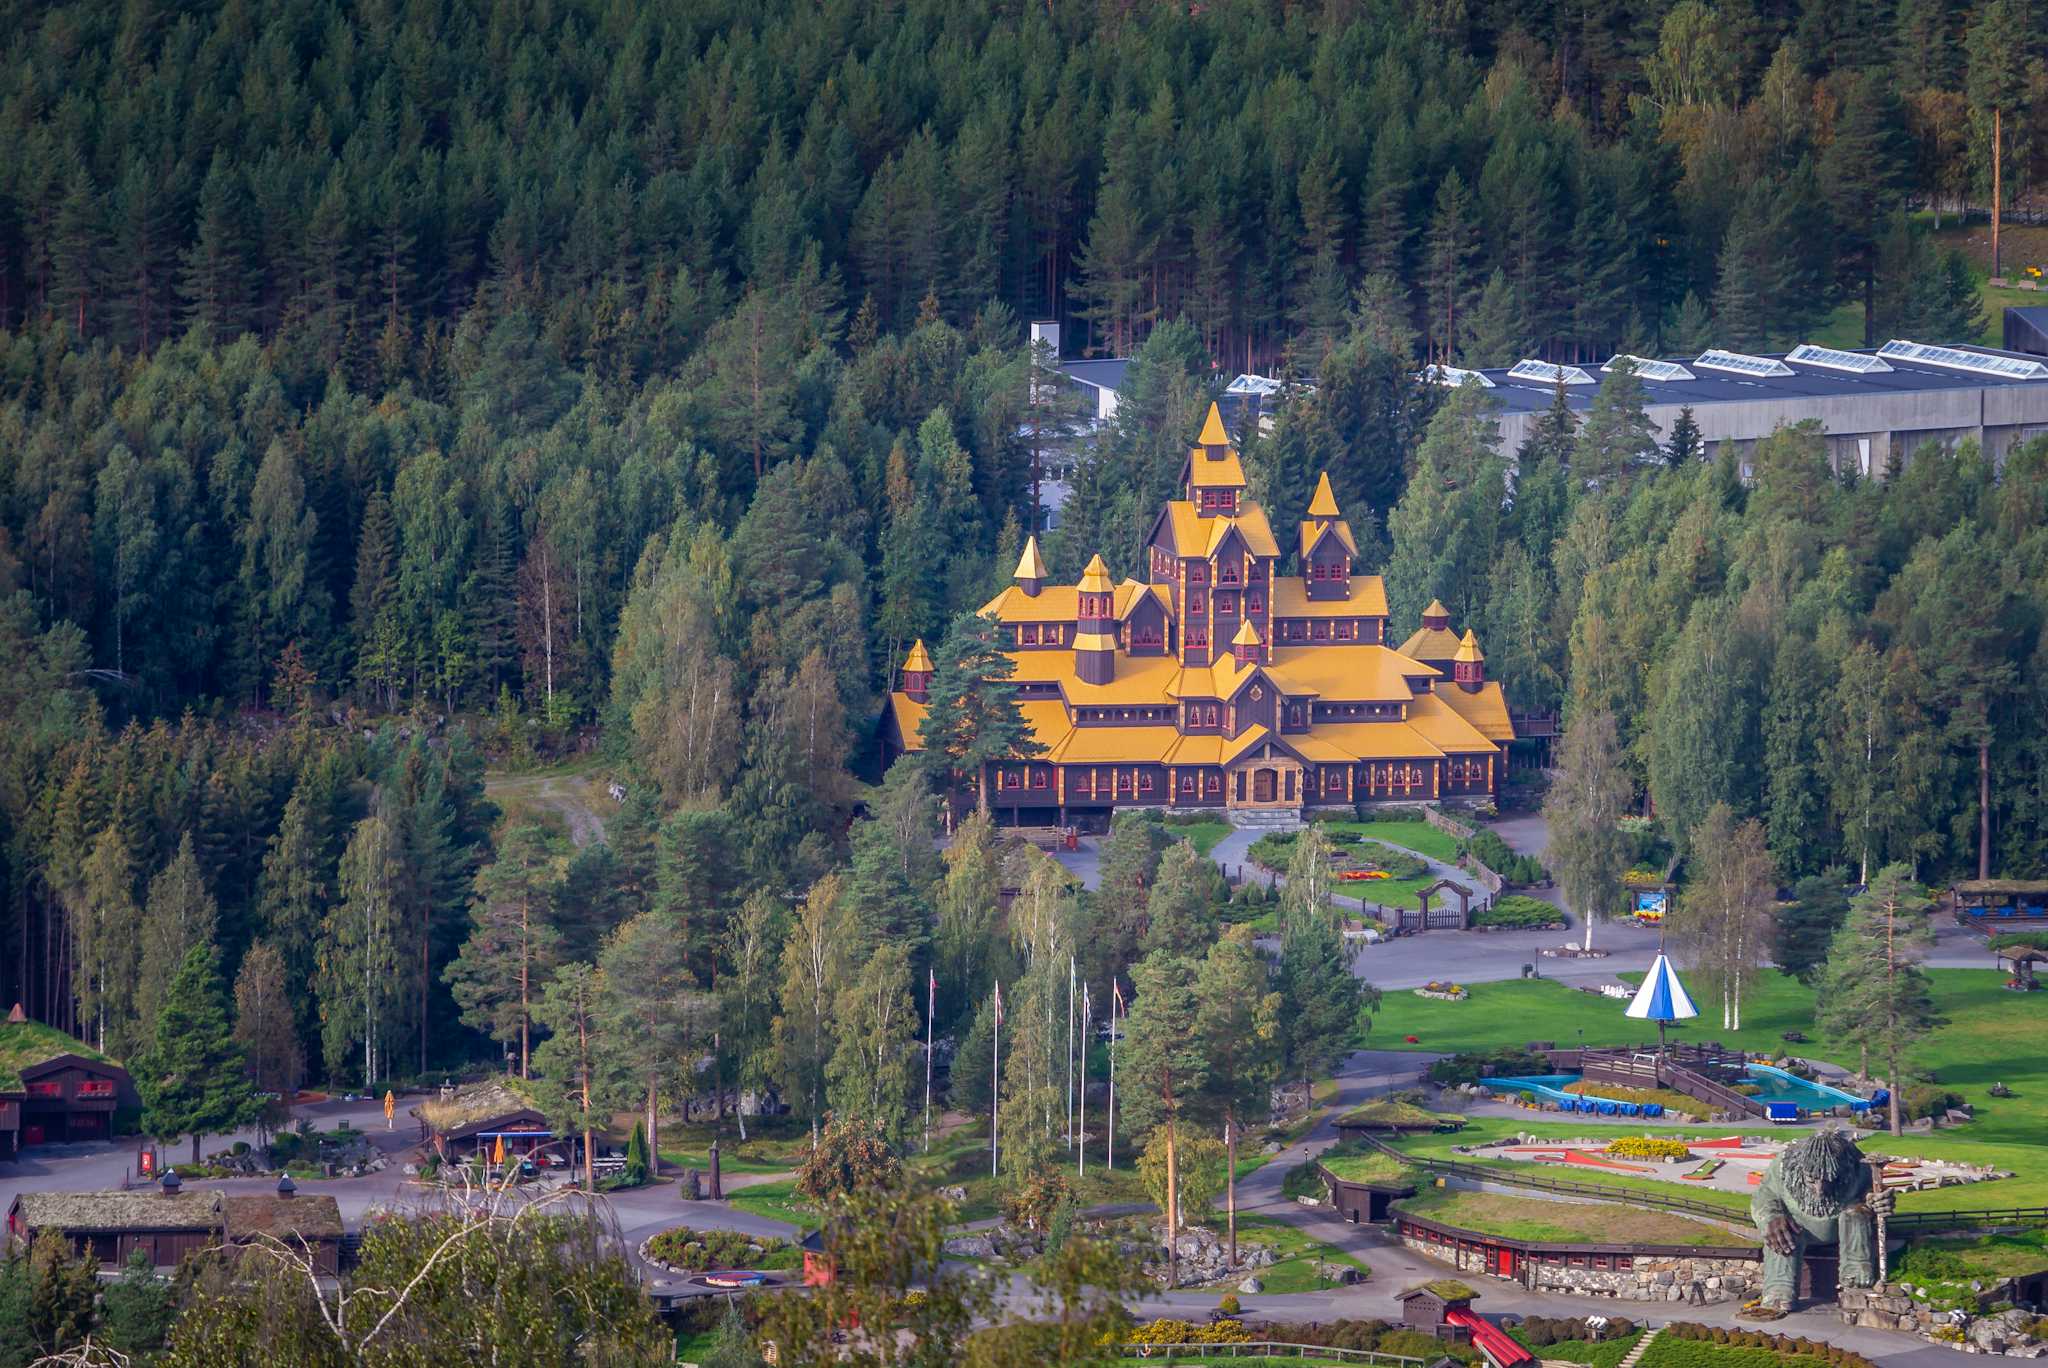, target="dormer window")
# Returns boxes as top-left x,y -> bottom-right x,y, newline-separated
1220,562 -> 1240,585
